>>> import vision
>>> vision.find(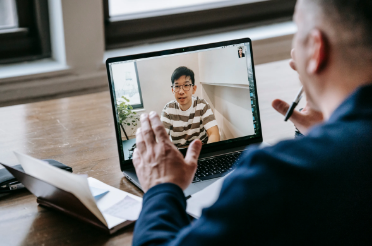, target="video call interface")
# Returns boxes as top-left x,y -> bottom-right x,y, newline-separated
109,42 -> 260,160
